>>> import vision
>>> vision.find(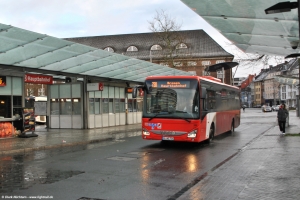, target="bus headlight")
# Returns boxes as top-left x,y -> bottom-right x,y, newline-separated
187,130 -> 197,138
143,129 -> 150,135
